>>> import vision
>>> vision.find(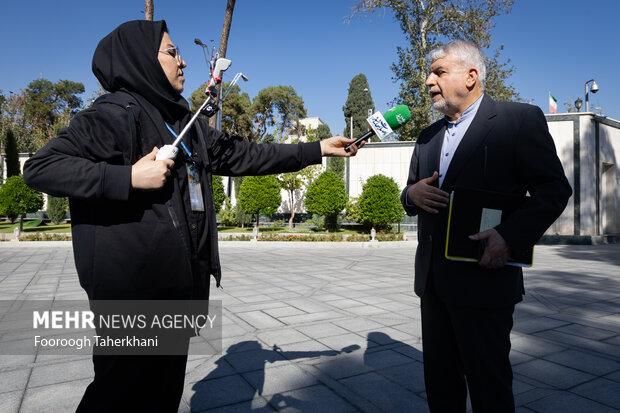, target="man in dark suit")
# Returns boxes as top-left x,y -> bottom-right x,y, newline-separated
401,40 -> 572,412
